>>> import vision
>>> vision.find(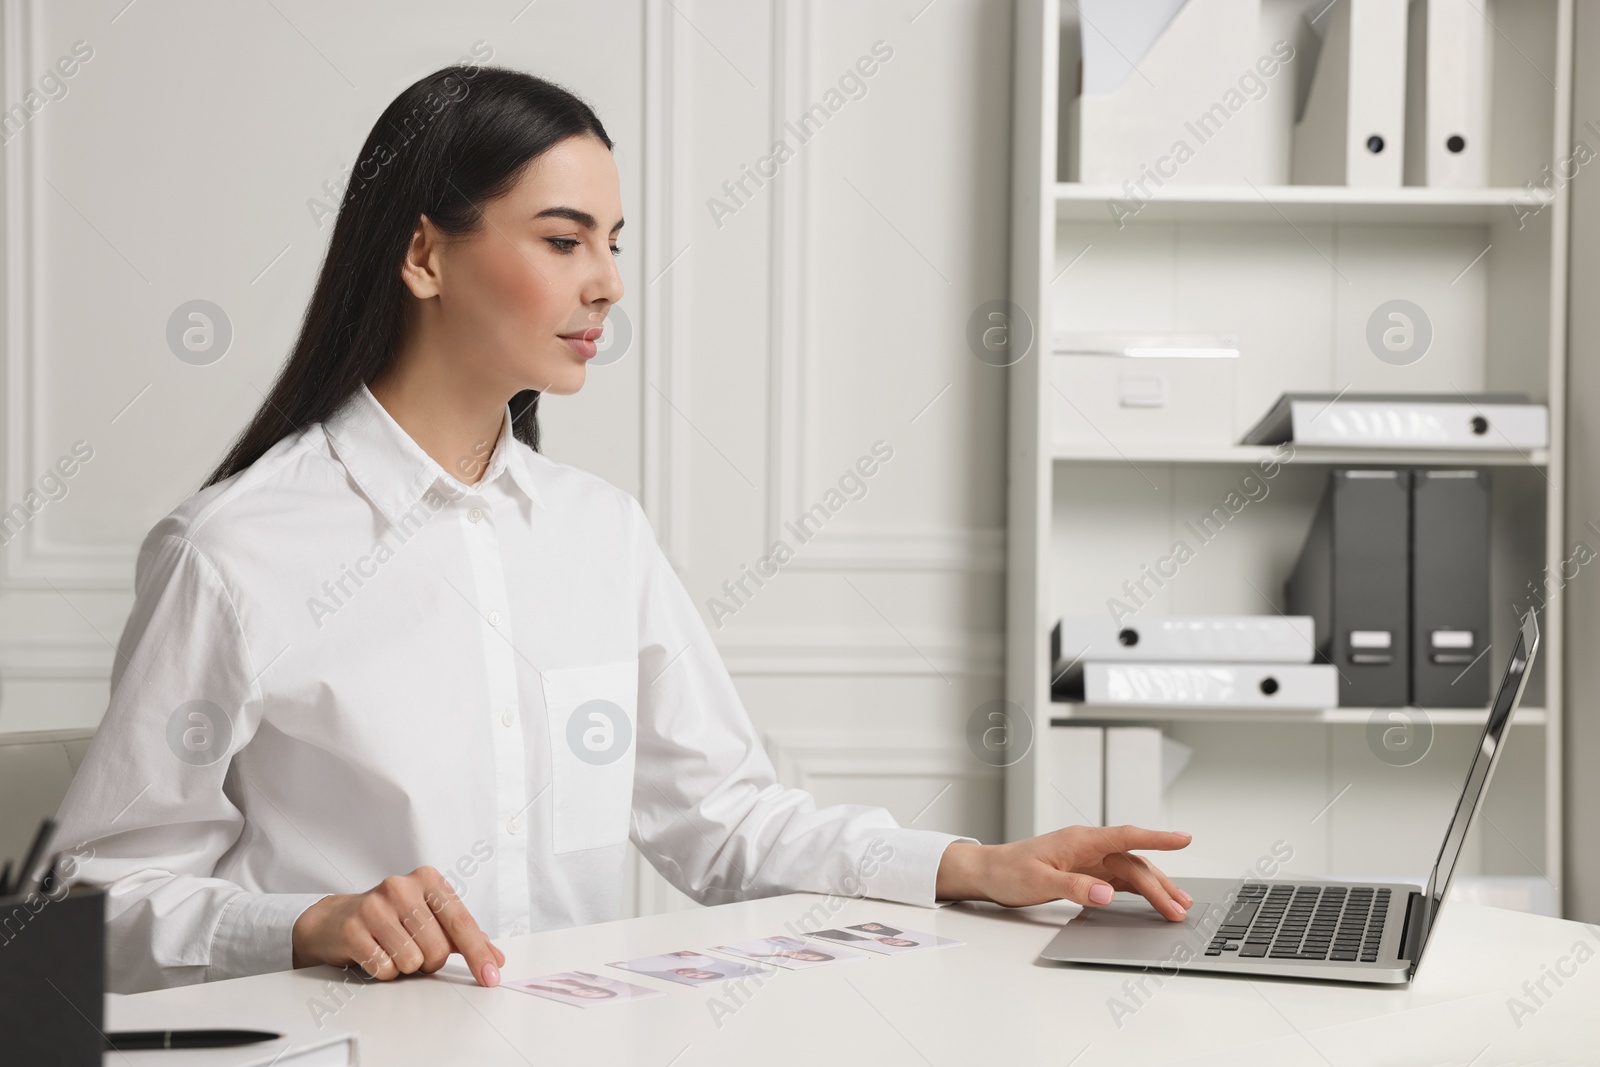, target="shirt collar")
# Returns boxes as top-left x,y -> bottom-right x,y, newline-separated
323,385 -> 545,528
